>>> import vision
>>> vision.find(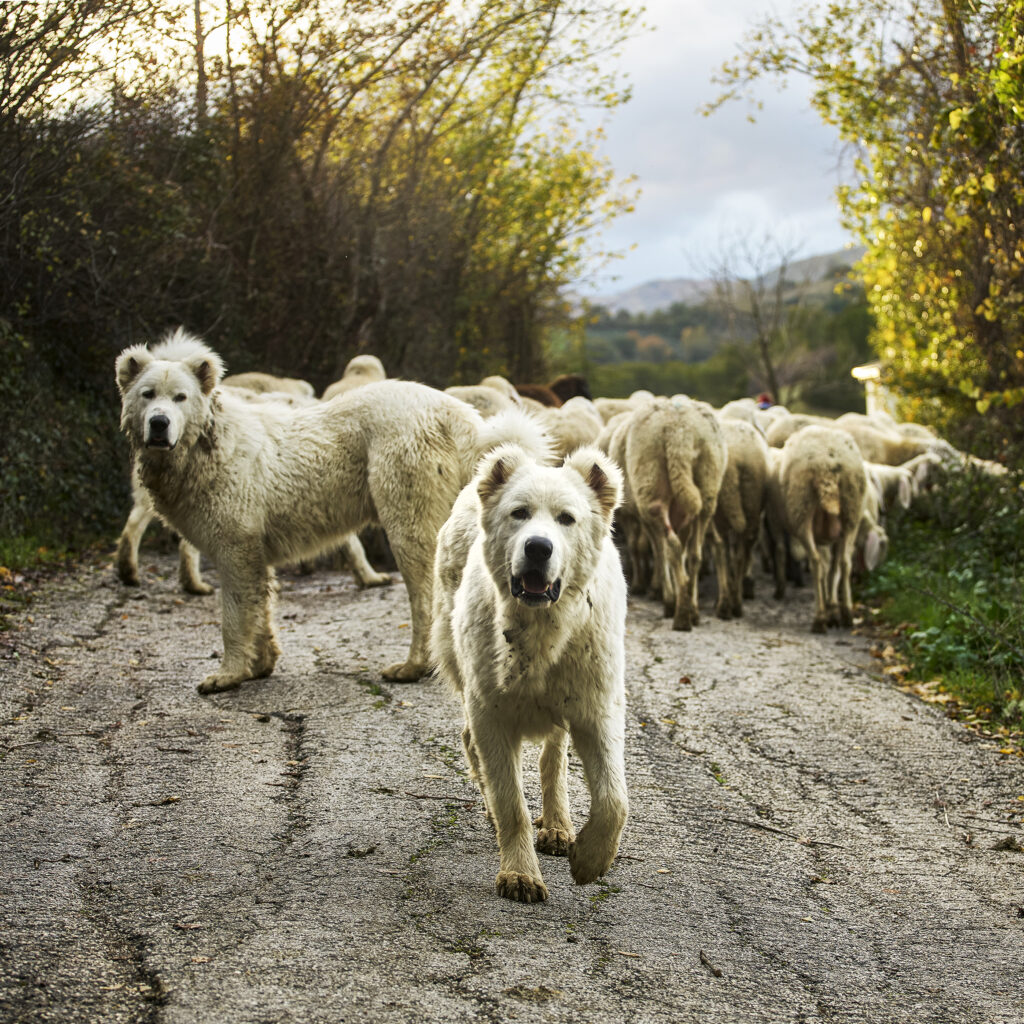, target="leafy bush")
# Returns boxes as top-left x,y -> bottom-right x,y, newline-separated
860,461 -> 1024,730
0,322 -> 130,562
